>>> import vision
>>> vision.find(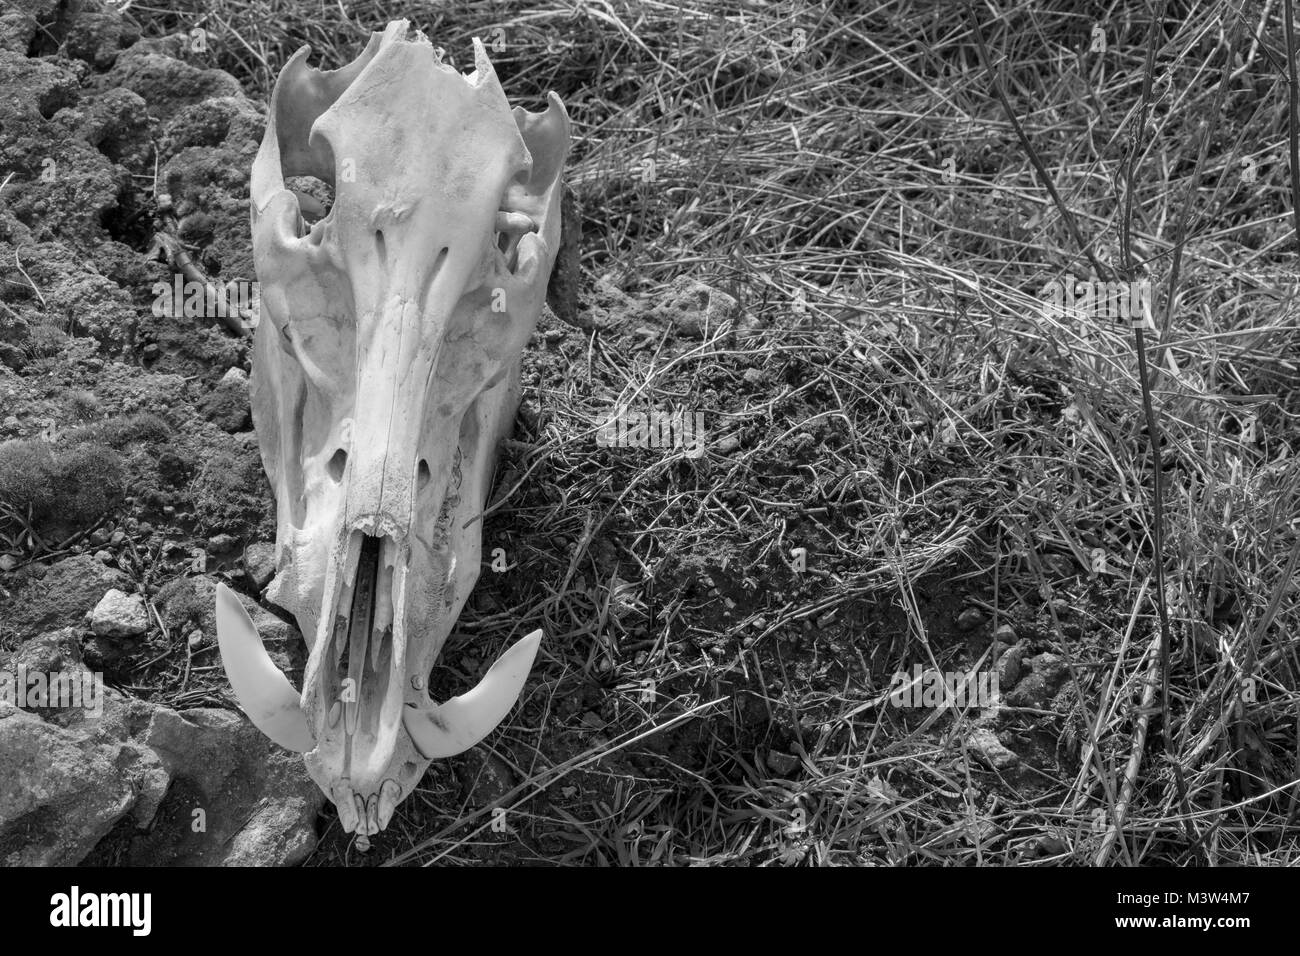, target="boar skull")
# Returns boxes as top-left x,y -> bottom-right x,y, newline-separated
215,20 -> 569,842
